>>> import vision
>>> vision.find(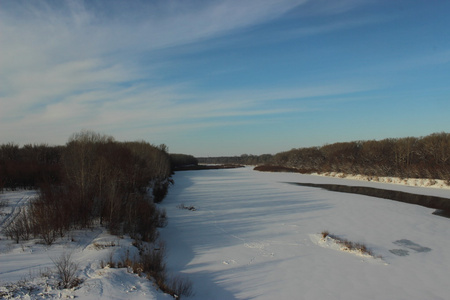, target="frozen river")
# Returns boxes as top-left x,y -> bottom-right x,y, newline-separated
159,167 -> 450,300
